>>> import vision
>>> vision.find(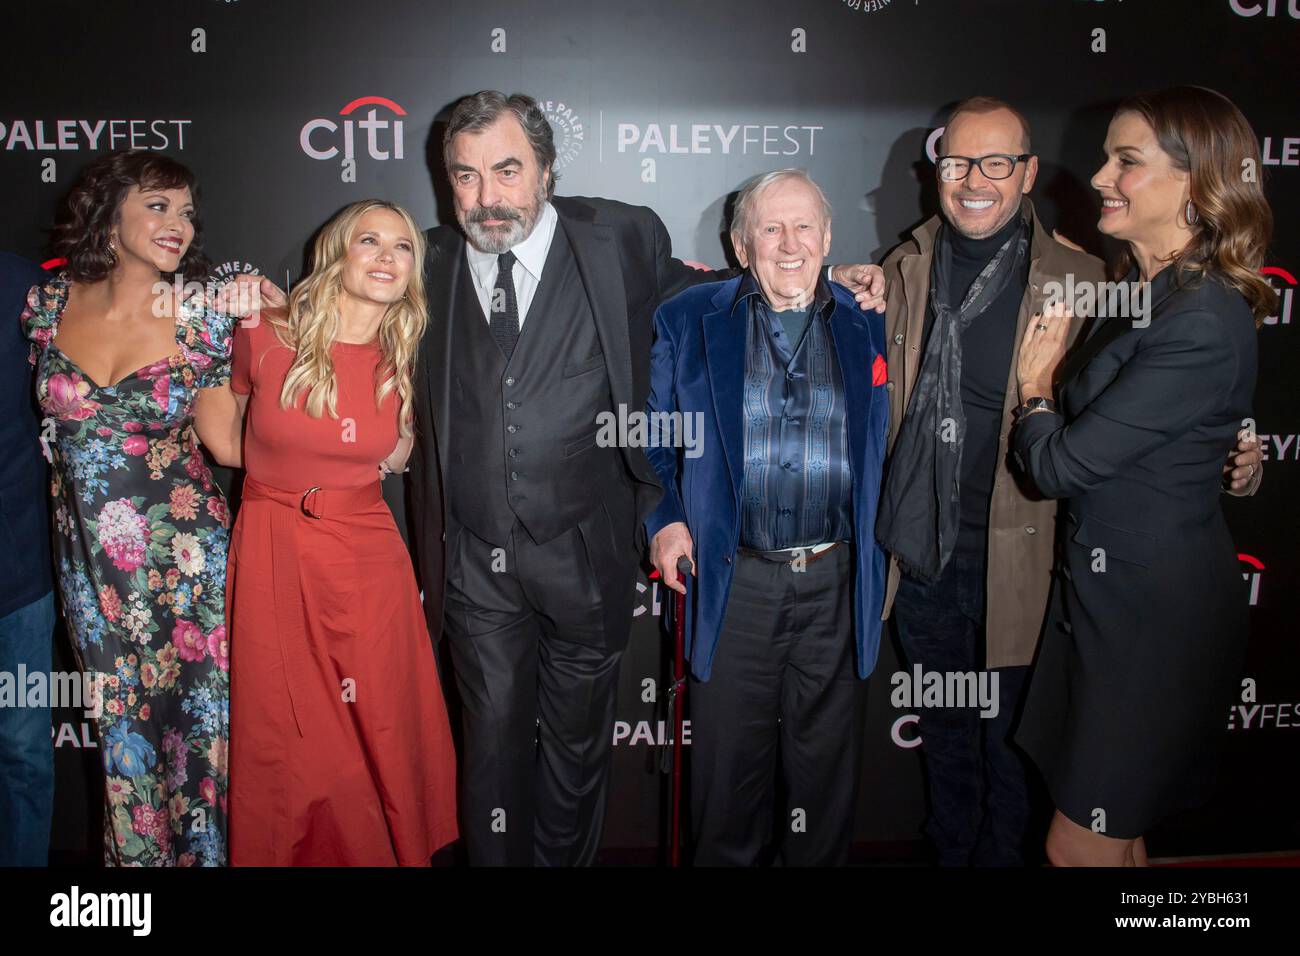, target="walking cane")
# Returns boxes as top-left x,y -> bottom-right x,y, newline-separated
664,554 -> 692,866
